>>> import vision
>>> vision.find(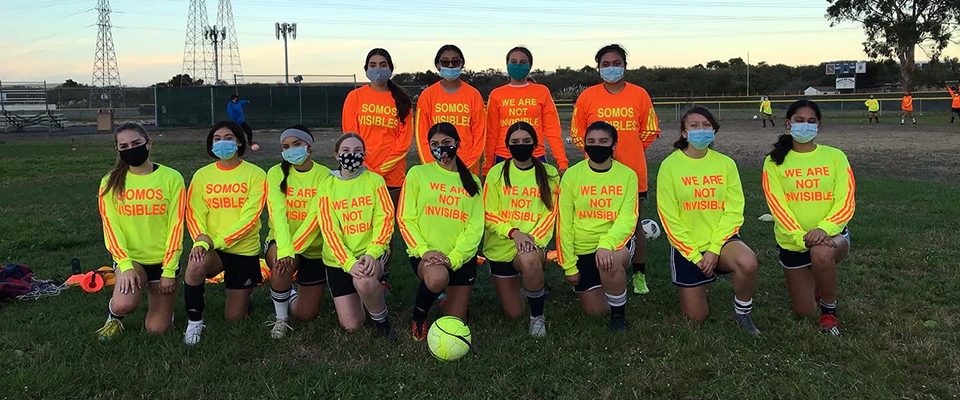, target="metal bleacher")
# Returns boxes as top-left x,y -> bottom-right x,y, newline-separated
0,81 -> 65,132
